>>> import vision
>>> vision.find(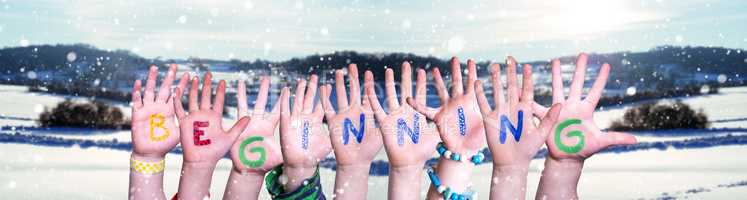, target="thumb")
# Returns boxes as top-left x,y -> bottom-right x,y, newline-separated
227,116 -> 251,141
537,103 -> 563,138
603,131 -> 637,146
